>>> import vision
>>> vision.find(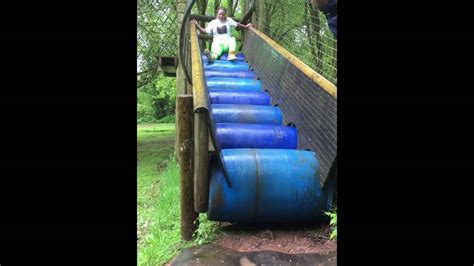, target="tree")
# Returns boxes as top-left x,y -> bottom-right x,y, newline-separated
137,0 -> 178,122
137,0 -> 177,88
